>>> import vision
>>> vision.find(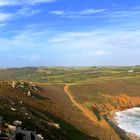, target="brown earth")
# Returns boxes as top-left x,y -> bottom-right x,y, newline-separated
38,84 -> 121,140
68,80 -> 140,140
1,80 -> 139,140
